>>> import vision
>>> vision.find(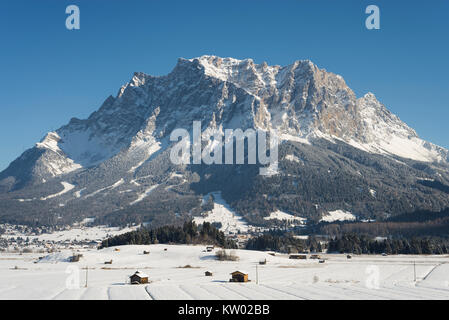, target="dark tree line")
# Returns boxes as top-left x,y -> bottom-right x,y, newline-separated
100,221 -> 237,249
245,233 -> 323,253
327,233 -> 449,255
313,210 -> 449,238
